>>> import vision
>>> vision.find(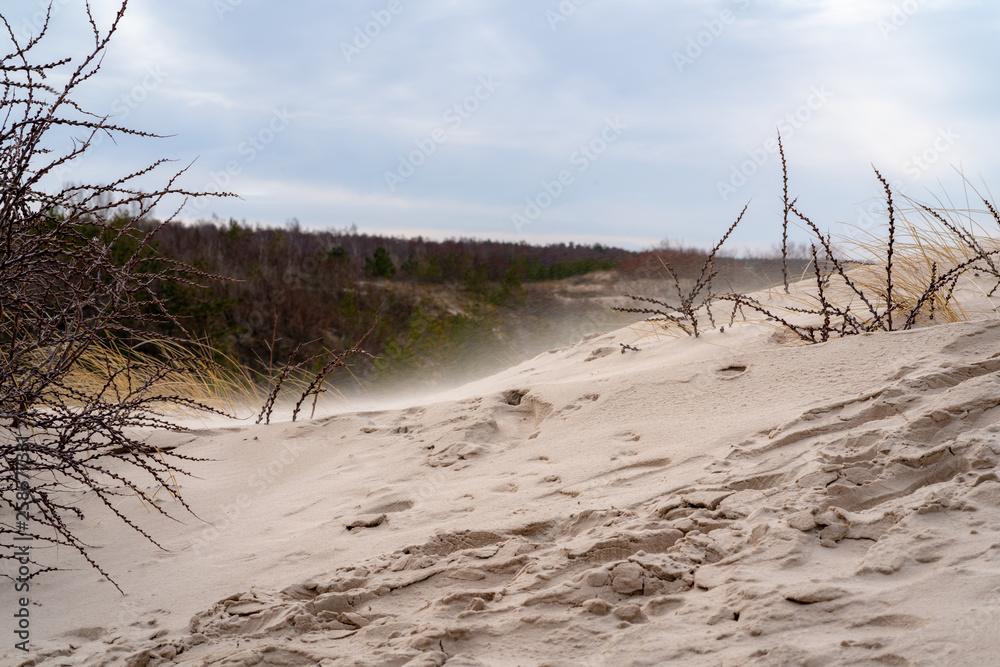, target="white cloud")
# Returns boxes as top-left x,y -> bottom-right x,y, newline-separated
6,0 -> 999,248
